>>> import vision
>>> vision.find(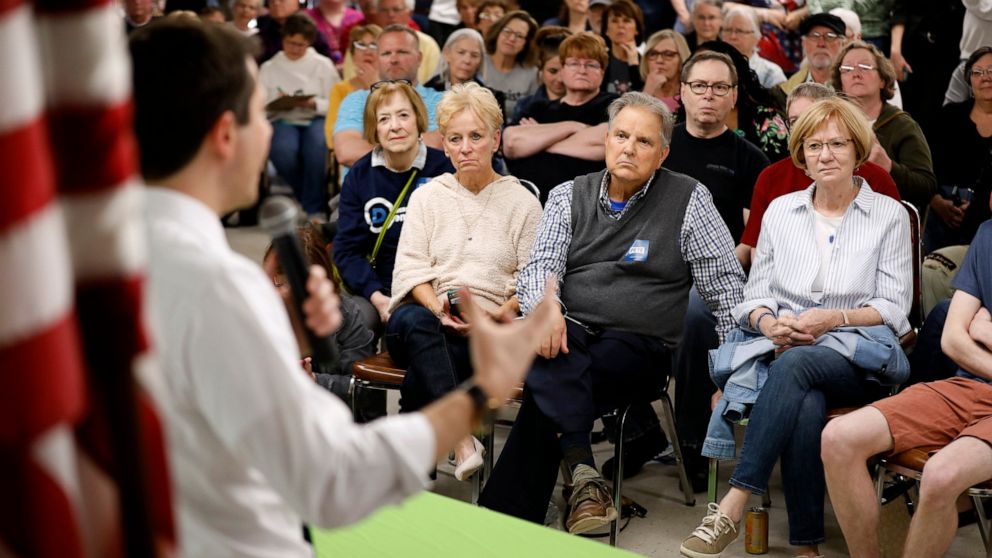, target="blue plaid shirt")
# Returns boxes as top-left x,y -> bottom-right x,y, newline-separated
518,171 -> 745,342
